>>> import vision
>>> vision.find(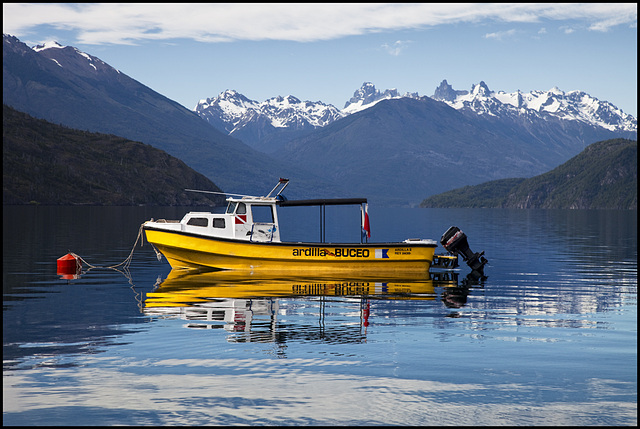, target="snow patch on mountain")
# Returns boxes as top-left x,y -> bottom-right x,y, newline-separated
436,80 -> 636,132
33,40 -> 66,52
342,82 -> 420,114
